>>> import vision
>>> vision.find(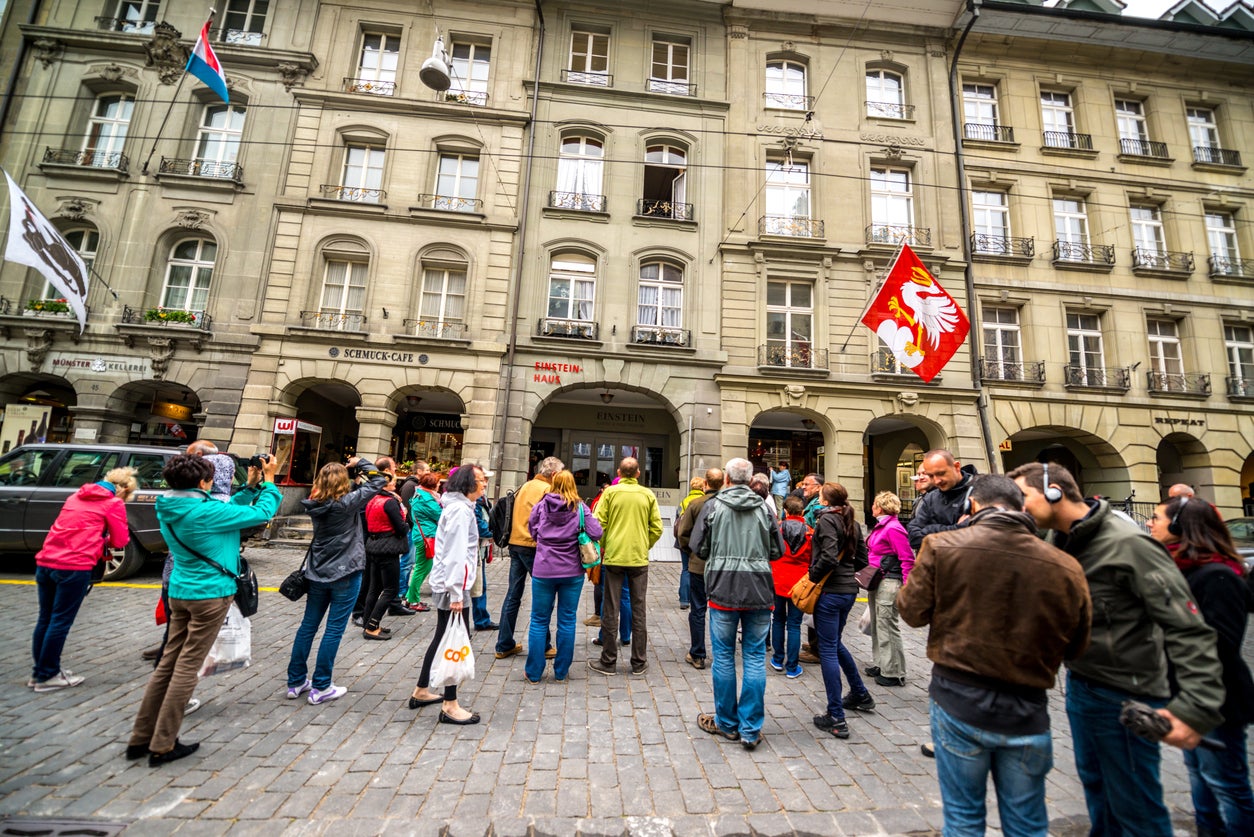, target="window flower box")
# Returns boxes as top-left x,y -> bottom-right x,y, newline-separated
144,307 -> 198,325
23,298 -> 72,317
